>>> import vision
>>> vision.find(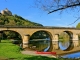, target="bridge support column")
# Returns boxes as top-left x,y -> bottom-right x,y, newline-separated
52,34 -> 59,50
72,34 -> 79,47
23,34 -> 30,48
